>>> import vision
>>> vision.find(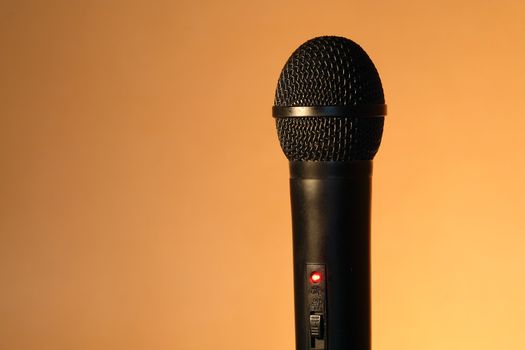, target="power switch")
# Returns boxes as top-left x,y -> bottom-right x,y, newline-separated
309,314 -> 323,338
